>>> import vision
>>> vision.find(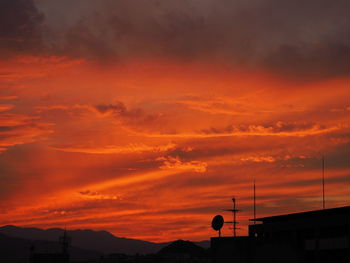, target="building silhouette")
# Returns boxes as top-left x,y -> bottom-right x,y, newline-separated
211,206 -> 350,263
